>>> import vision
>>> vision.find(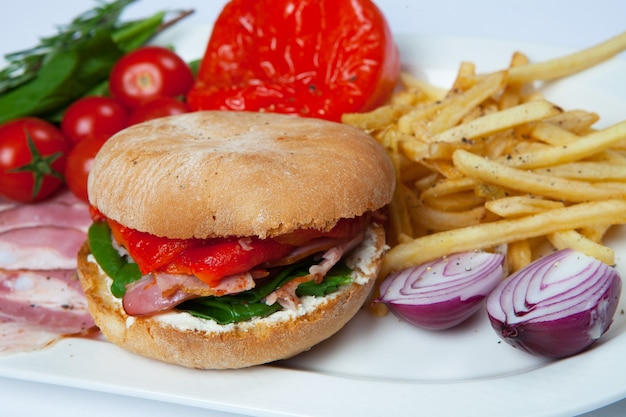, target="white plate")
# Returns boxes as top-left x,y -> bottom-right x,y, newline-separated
1,25 -> 625,417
